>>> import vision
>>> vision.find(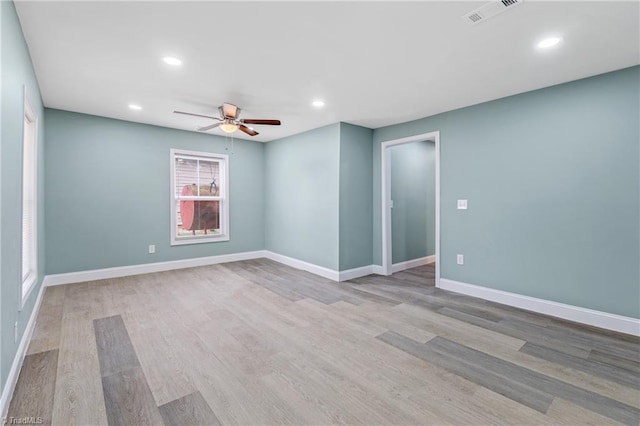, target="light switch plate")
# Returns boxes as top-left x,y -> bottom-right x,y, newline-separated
457,199 -> 468,210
